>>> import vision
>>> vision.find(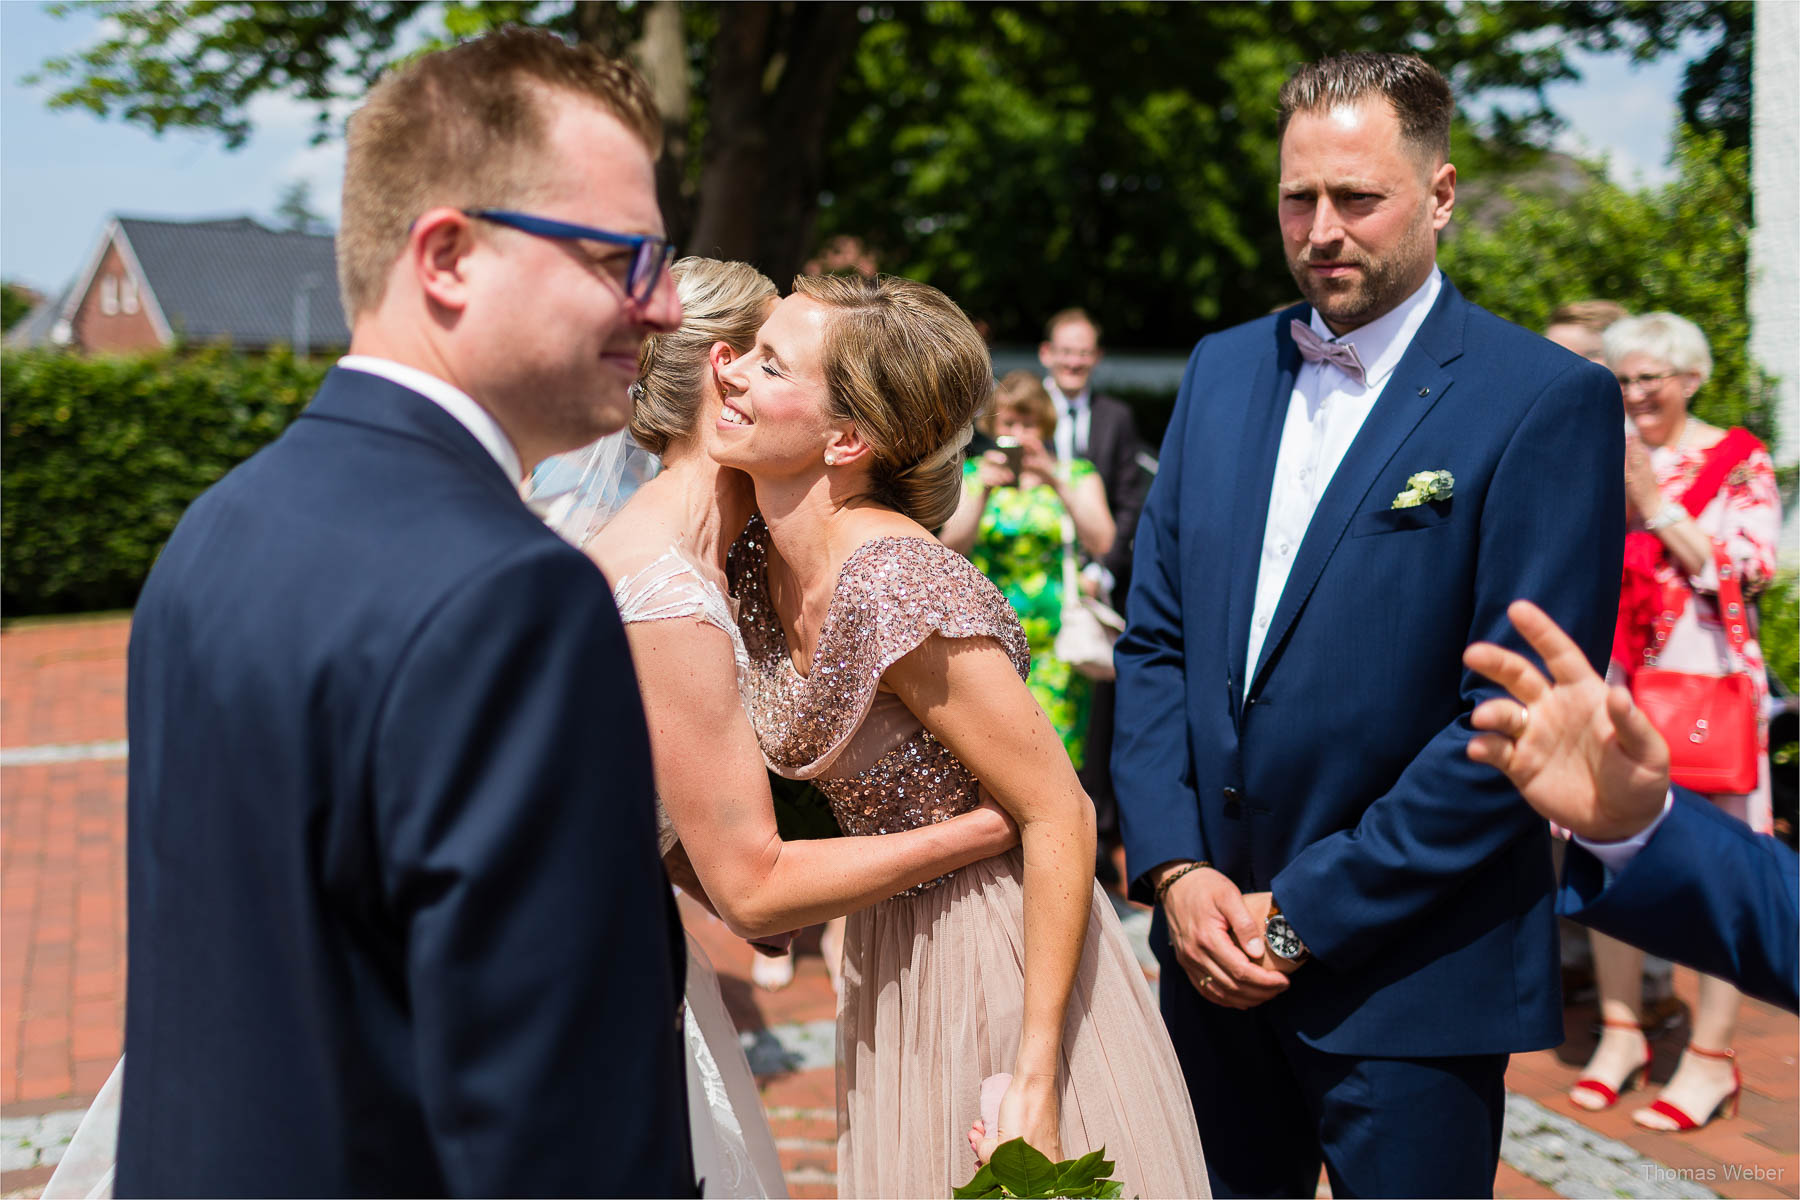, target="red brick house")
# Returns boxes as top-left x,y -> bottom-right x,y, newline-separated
10,215 -> 349,354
